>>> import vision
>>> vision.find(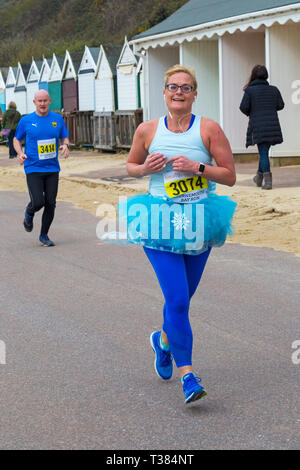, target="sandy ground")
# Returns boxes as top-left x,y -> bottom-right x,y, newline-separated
0,146 -> 299,256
